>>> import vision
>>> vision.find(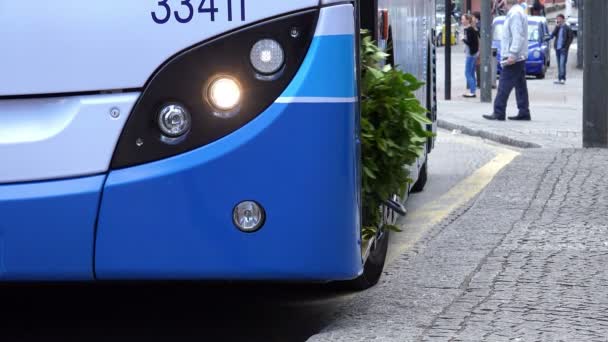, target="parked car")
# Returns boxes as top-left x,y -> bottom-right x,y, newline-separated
567,16 -> 578,36
436,13 -> 459,46
492,16 -> 551,79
